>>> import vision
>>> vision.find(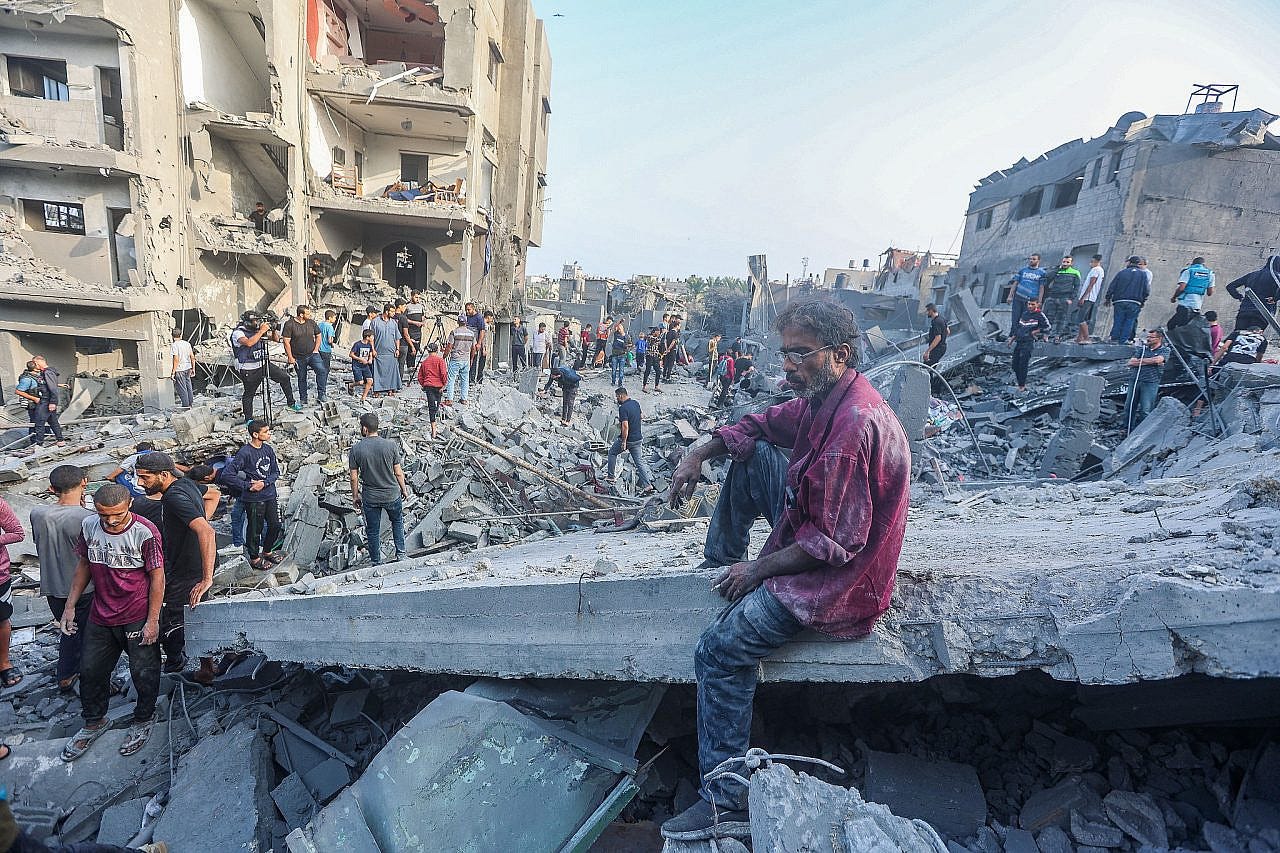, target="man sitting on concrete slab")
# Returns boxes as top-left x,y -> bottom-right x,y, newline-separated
660,299 -> 912,842
58,483 -> 165,762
